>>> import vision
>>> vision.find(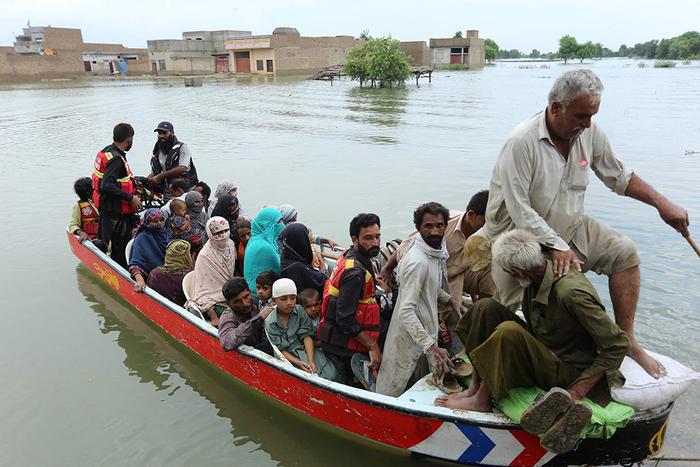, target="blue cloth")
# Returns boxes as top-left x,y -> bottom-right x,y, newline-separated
244,207 -> 284,297
128,209 -> 170,275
